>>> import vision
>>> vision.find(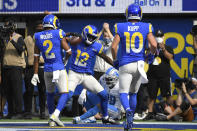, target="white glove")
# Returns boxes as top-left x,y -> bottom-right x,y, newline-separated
78,89 -> 87,105
31,74 -> 40,86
